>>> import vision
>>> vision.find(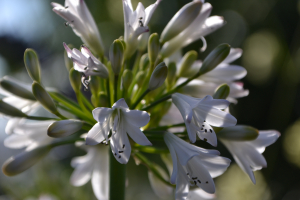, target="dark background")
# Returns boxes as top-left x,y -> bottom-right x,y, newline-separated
0,0 -> 299,199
